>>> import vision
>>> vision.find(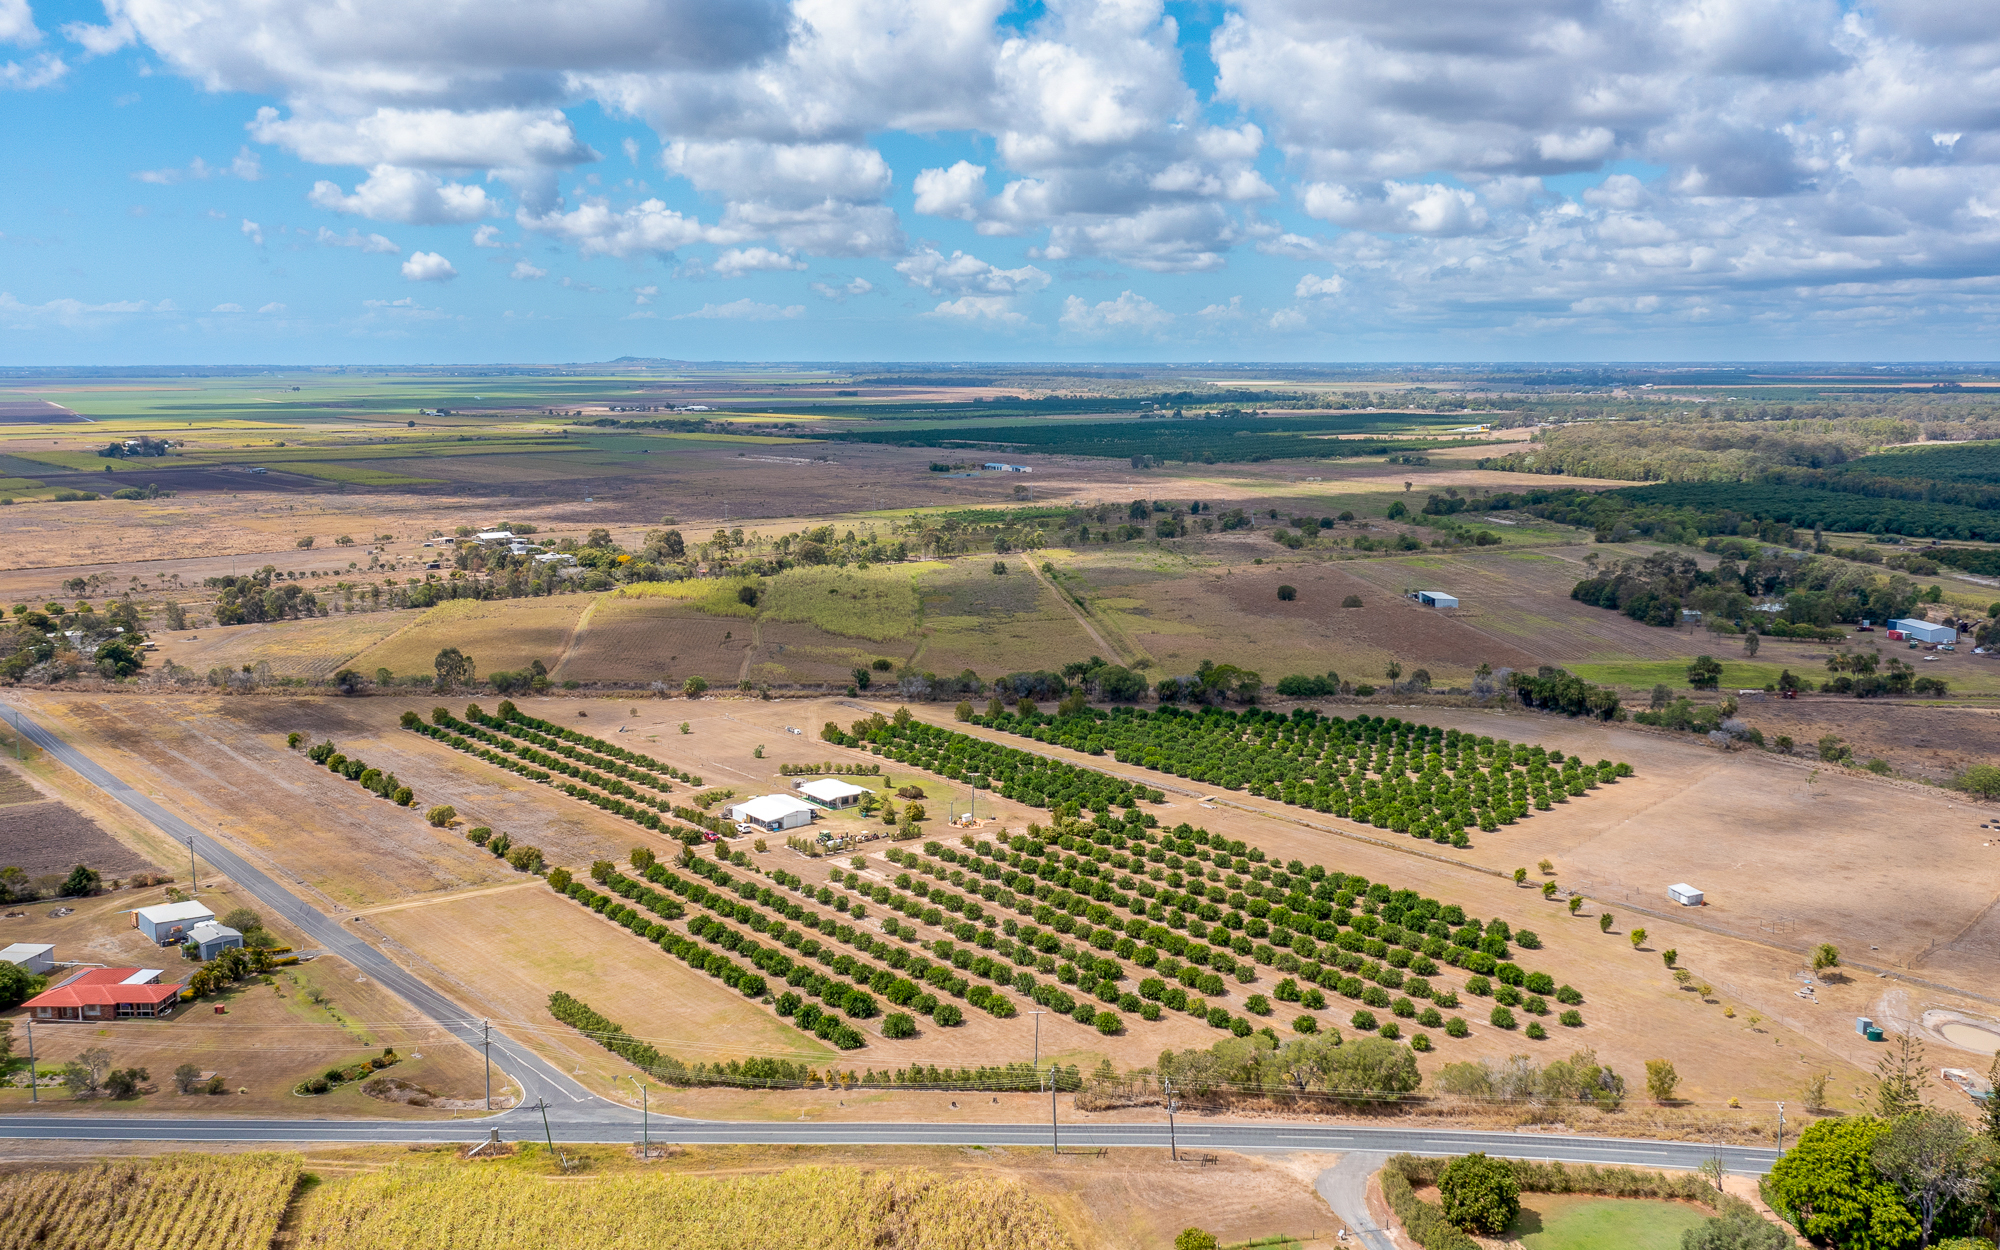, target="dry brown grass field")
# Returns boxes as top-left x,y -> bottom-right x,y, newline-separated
346,598 -> 592,682
3,412 -> 1998,1157
0,1142 -> 1356,1250
12,686 -> 1999,1135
